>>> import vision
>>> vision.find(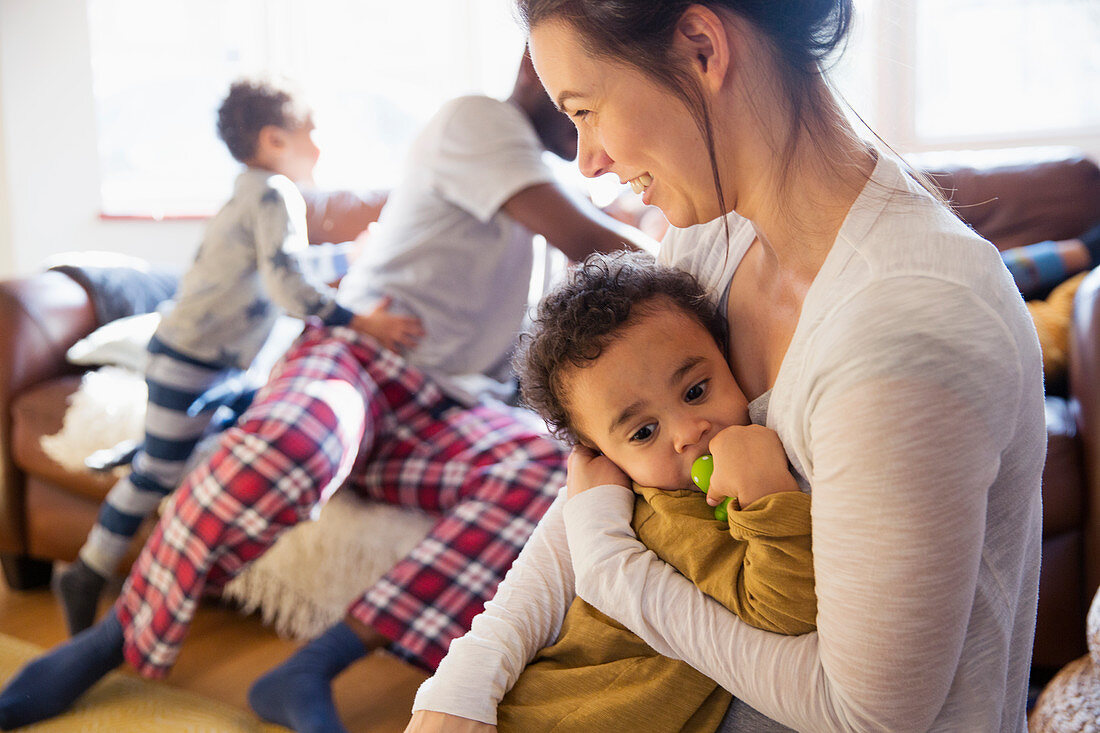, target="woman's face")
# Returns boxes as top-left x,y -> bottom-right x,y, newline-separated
529,21 -> 721,228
